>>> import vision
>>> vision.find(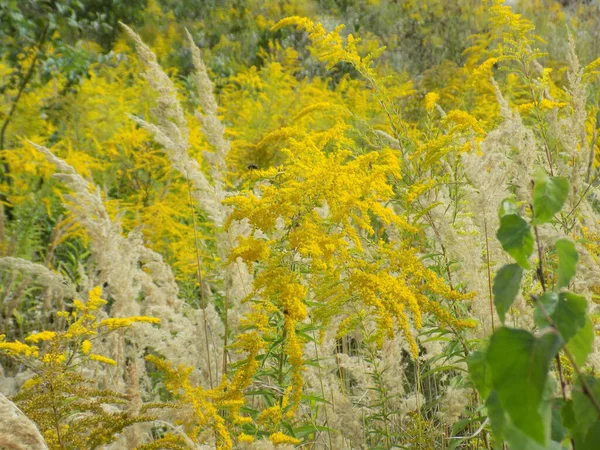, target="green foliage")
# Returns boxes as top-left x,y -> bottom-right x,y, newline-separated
469,171 -> 600,449
493,263 -> 524,324
532,169 -> 569,225
537,292 -> 587,342
487,328 -> 561,444
497,214 -> 534,269
567,316 -> 594,366
2,0 -> 600,449
555,238 -> 578,289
